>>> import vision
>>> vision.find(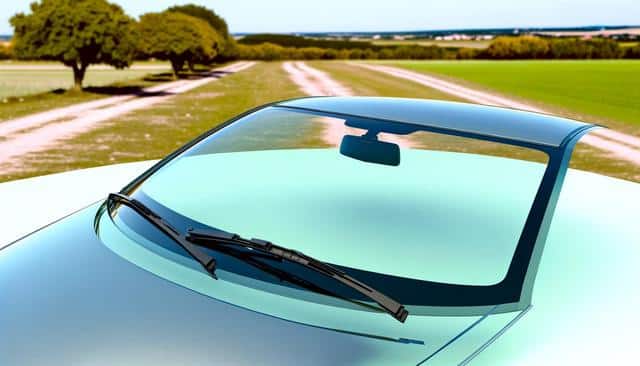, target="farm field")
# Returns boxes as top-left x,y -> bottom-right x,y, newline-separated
2,60 -> 640,183
0,61 -> 170,99
311,61 -> 640,182
0,62 -> 304,182
382,60 -> 640,134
